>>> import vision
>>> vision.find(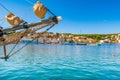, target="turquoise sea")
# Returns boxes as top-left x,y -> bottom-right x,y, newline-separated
0,43 -> 120,80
